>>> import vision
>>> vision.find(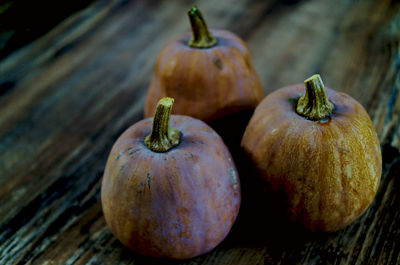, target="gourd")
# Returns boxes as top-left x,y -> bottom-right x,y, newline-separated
144,6 -> 263,123
101,97 -> 241,259
241,74 -> 382,232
